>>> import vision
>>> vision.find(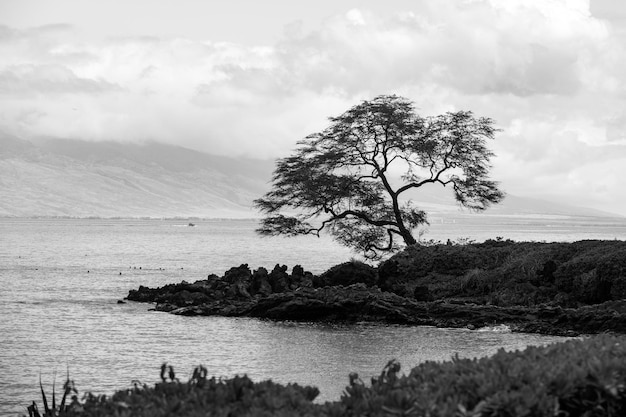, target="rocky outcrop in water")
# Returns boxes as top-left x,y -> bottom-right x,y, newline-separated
126,261 -> 626,336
